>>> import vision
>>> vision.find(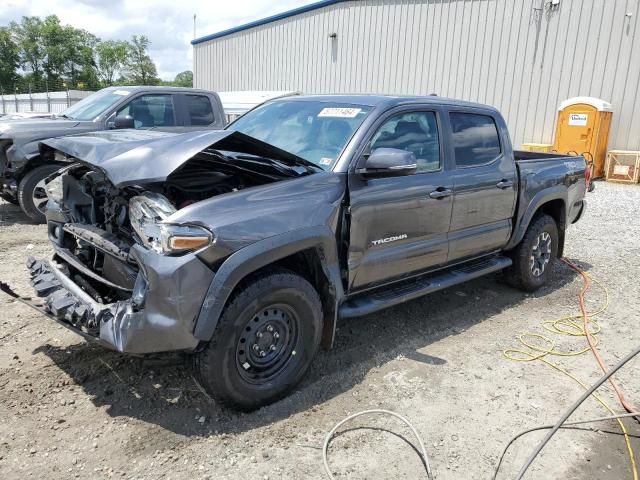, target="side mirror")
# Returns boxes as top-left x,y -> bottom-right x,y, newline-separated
357,148 -> 417,178
113,115 -> 135,129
